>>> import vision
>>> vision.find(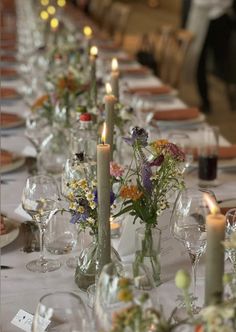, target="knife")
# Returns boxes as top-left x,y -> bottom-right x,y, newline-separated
1,265 -> 13,269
